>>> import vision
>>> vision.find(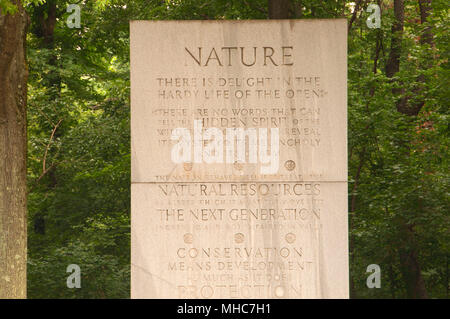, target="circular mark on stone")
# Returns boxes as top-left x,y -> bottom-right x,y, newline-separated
183,233 -> 194,244
274,274 -> 280,281
285,160 -> 296,171
183,162 -> 193,171
285,232 -> 296,244
234,233 -> 245,244
234,161 -> 244,171
274,286 -> 285,298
